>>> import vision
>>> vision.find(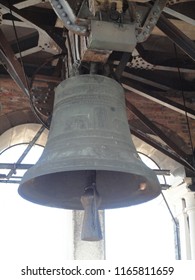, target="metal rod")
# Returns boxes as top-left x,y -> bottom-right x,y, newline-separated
161,190 -> 181,259
130,127 -> 195,173
0,180 -> 21,184
0,163 -> 33,169
153,169 -> 170,176
115,52 -> 132,80
161,191 -> 178,228
6,125 -> 45,179
123,79 -> 195,120
126,100 -> 190,160
163,7 -> 195,26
